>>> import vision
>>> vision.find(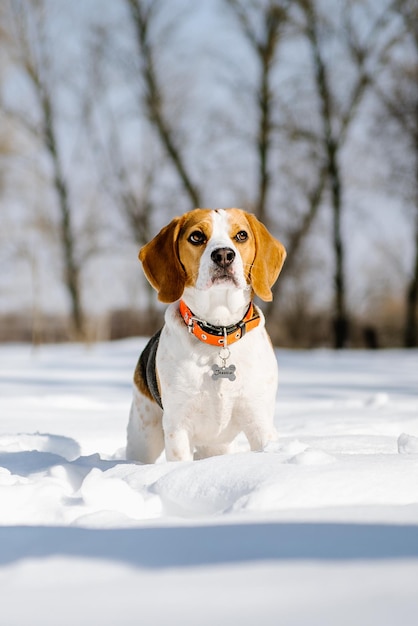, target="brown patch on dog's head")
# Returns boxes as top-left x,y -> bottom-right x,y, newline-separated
139,209 -> 213,302
244,212 -> 286,301
139,217 -> 184,303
